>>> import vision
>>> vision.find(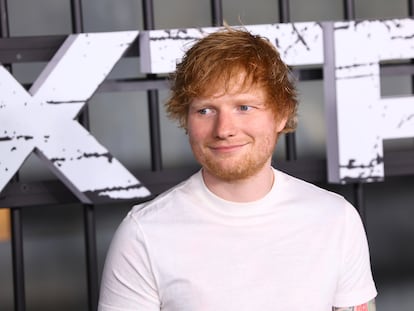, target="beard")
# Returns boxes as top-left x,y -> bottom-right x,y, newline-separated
190,137 -> 276,182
